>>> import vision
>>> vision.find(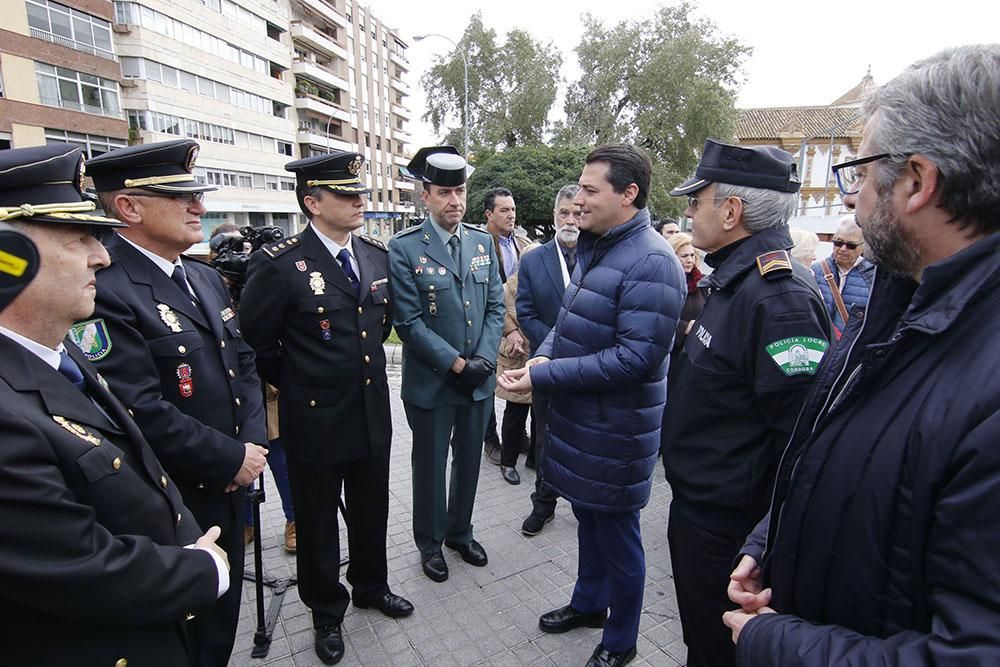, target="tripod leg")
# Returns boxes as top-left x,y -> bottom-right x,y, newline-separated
250,471 -> 271,658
